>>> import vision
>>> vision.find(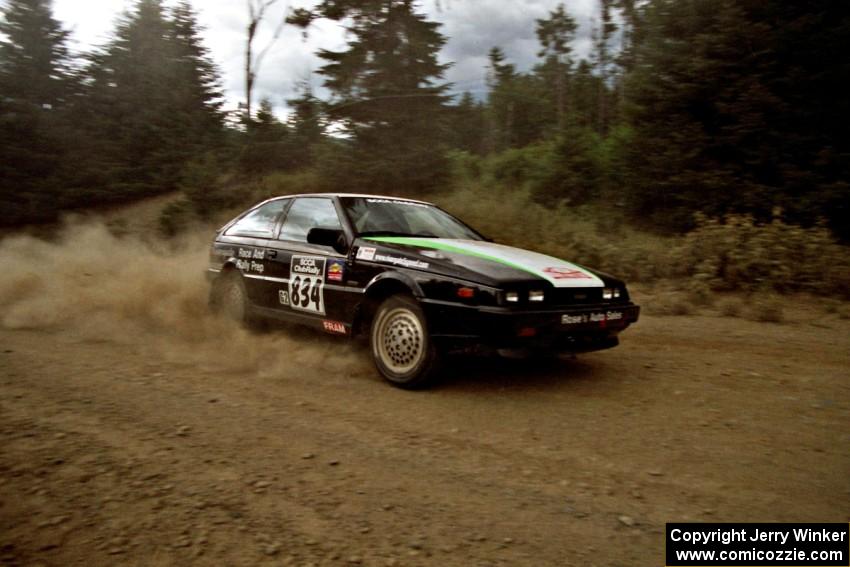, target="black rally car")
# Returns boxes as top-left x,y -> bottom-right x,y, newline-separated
207,194 -> 640,388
